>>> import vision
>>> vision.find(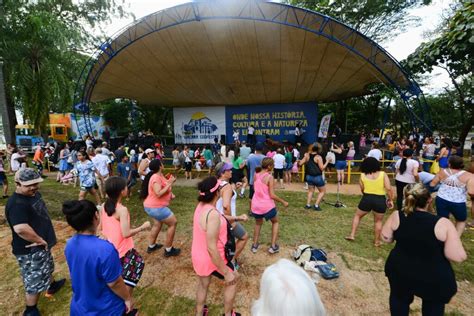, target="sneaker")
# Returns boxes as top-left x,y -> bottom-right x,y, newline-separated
124,309 -> 139,316
146,243 -> 163,254
251,243 -> 259,253
232,259 -> 240,271
22,306 -> 41,316
314,205 -> 322,211
304,204 -> 312,209
45,278 -> 66,297
239,193 -> 245,198
222,311 -> 241,316
268,245 -> 280,254
164,247 -> 181,257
